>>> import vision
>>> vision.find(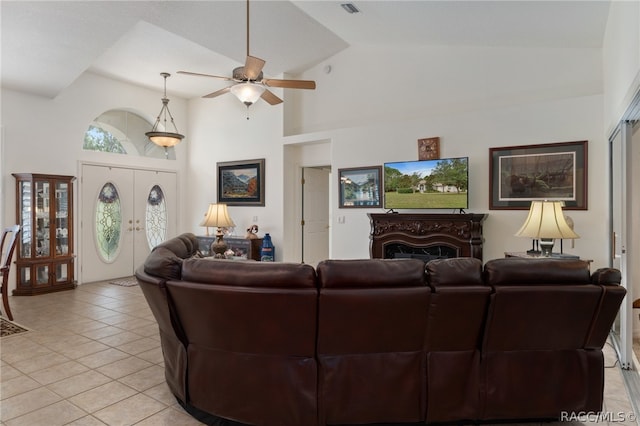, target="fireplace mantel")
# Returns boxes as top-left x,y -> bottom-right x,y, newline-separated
368,213 -> 486,261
